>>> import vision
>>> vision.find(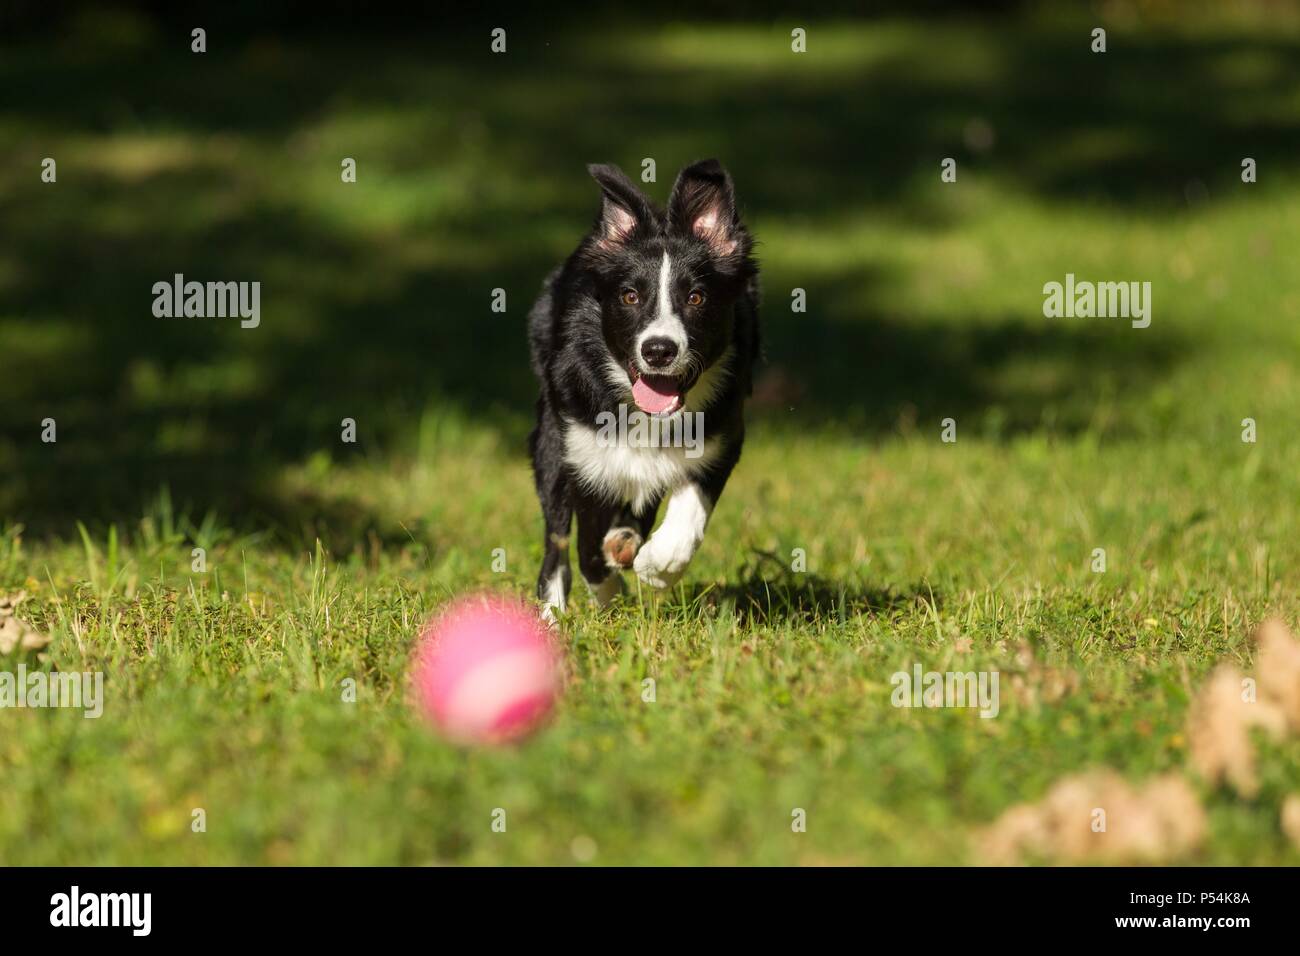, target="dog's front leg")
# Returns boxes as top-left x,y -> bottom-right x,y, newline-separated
633,482 -> 713,589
